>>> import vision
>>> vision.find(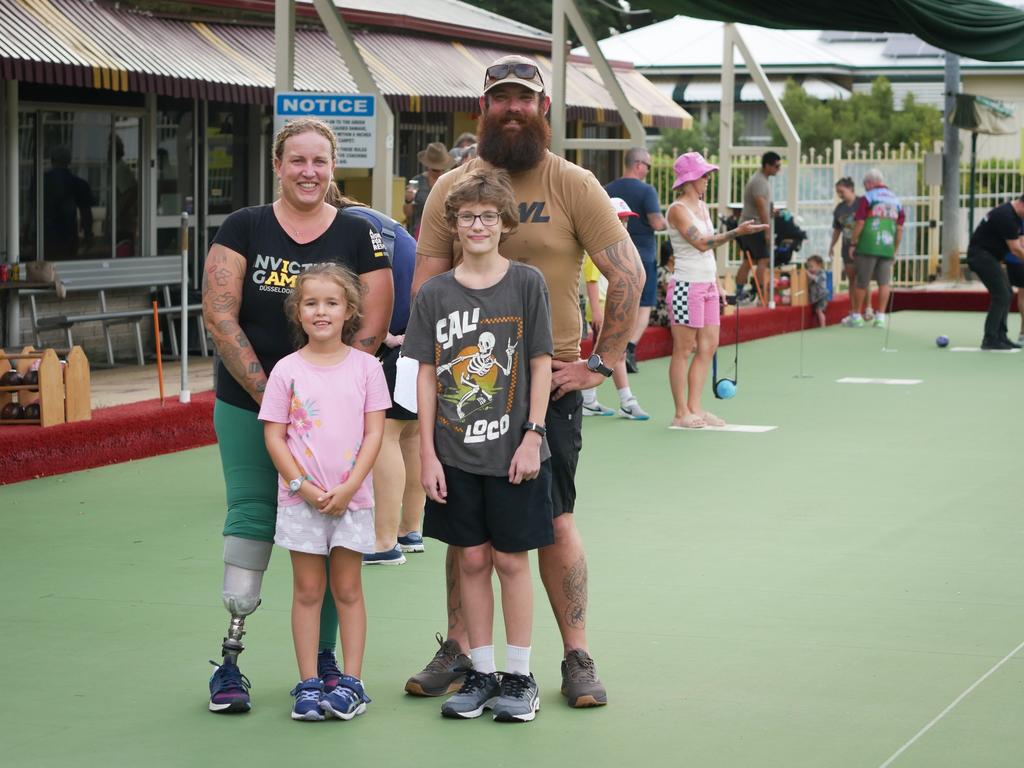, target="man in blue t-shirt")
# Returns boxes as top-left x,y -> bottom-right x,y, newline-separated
605,147 -> 667,372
